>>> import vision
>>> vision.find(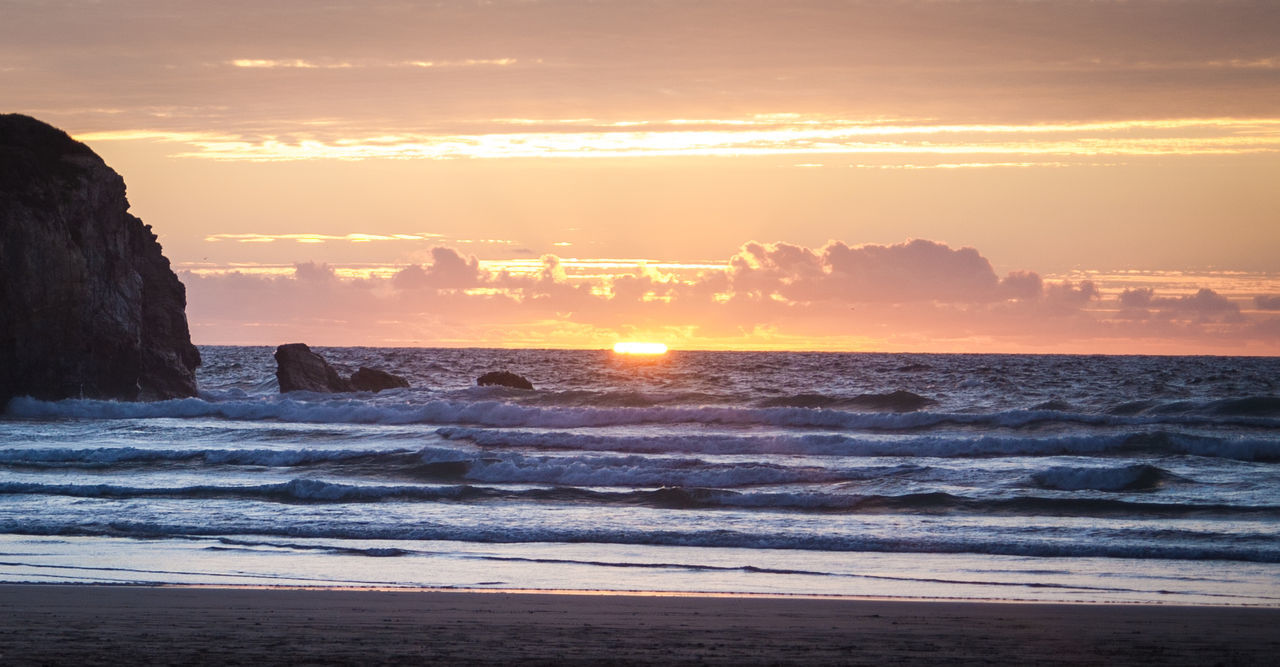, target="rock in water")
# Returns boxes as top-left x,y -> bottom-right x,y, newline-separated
350,367 -> 410,392
477,370 -> 534,390
0,114 -> 200,406
275,343 -> 353,393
